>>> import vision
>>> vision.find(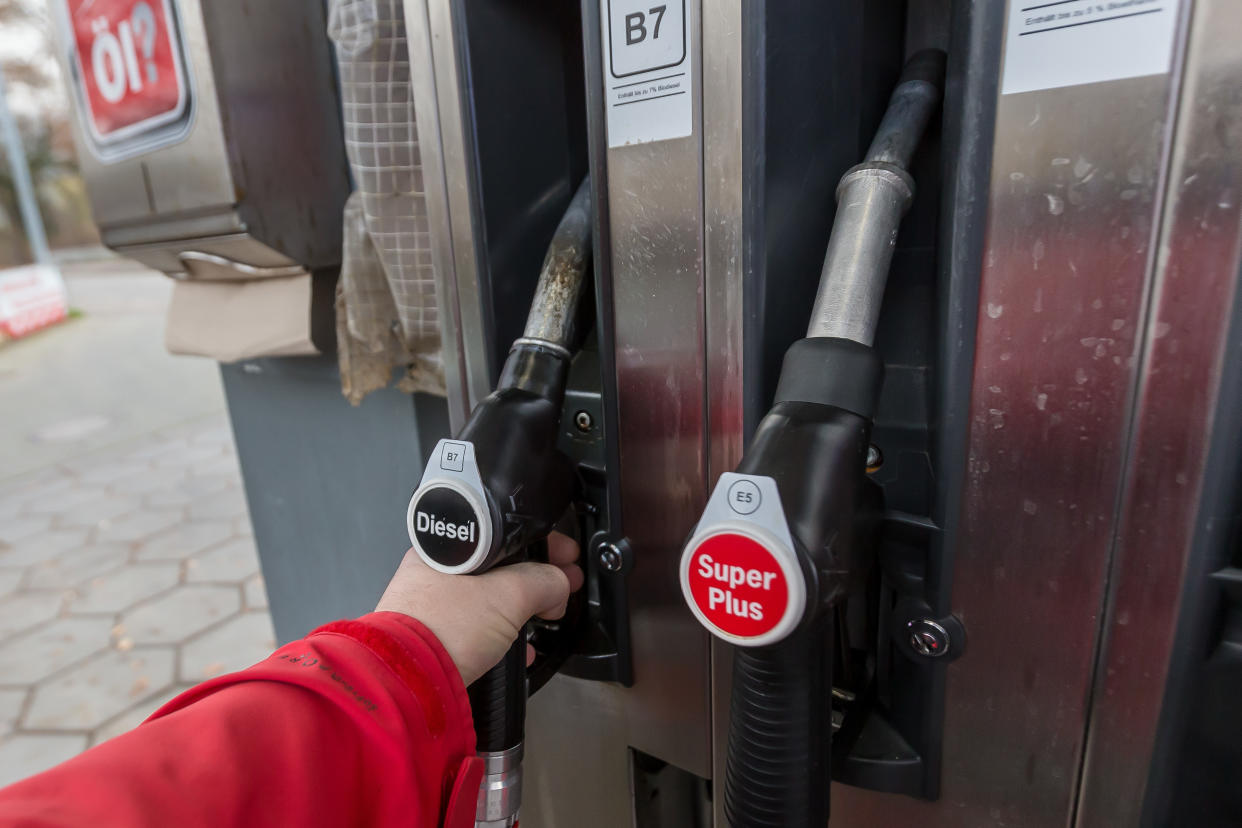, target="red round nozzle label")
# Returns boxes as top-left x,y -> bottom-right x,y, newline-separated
685,533 -> 789,640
